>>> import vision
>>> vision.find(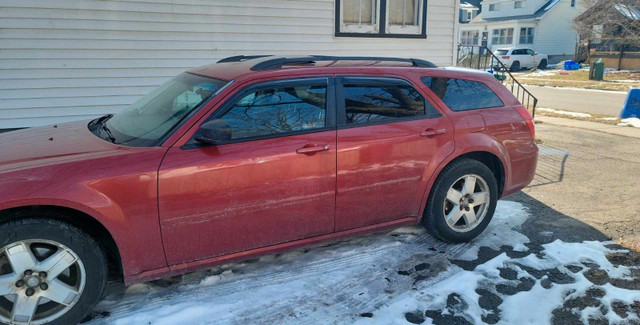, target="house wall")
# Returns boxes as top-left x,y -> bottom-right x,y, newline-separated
460,22 -> 522,48
481,0 -> 548,18
459,7 -> 479,23
460,0 -> 584,58
0,0 -> 457,128
534,0 -> 584,58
